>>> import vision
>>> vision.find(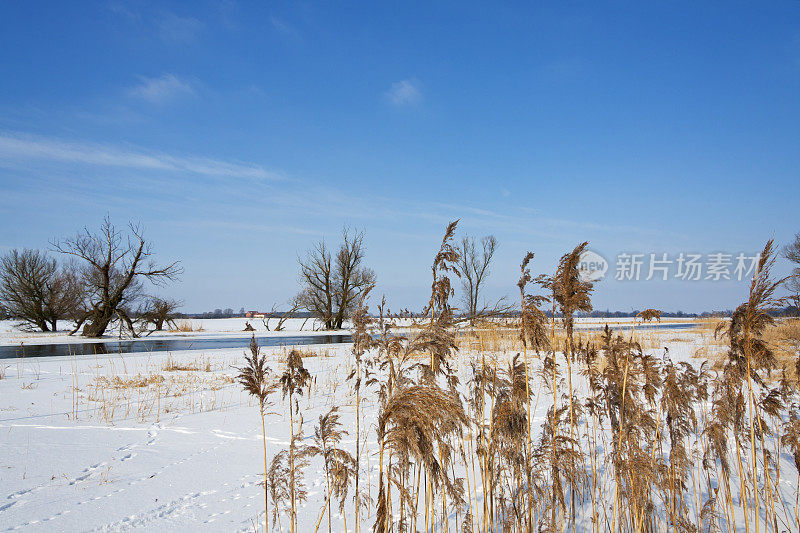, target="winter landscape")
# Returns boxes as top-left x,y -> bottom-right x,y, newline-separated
2,2 -> 800,532
1,224 -> 799,532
